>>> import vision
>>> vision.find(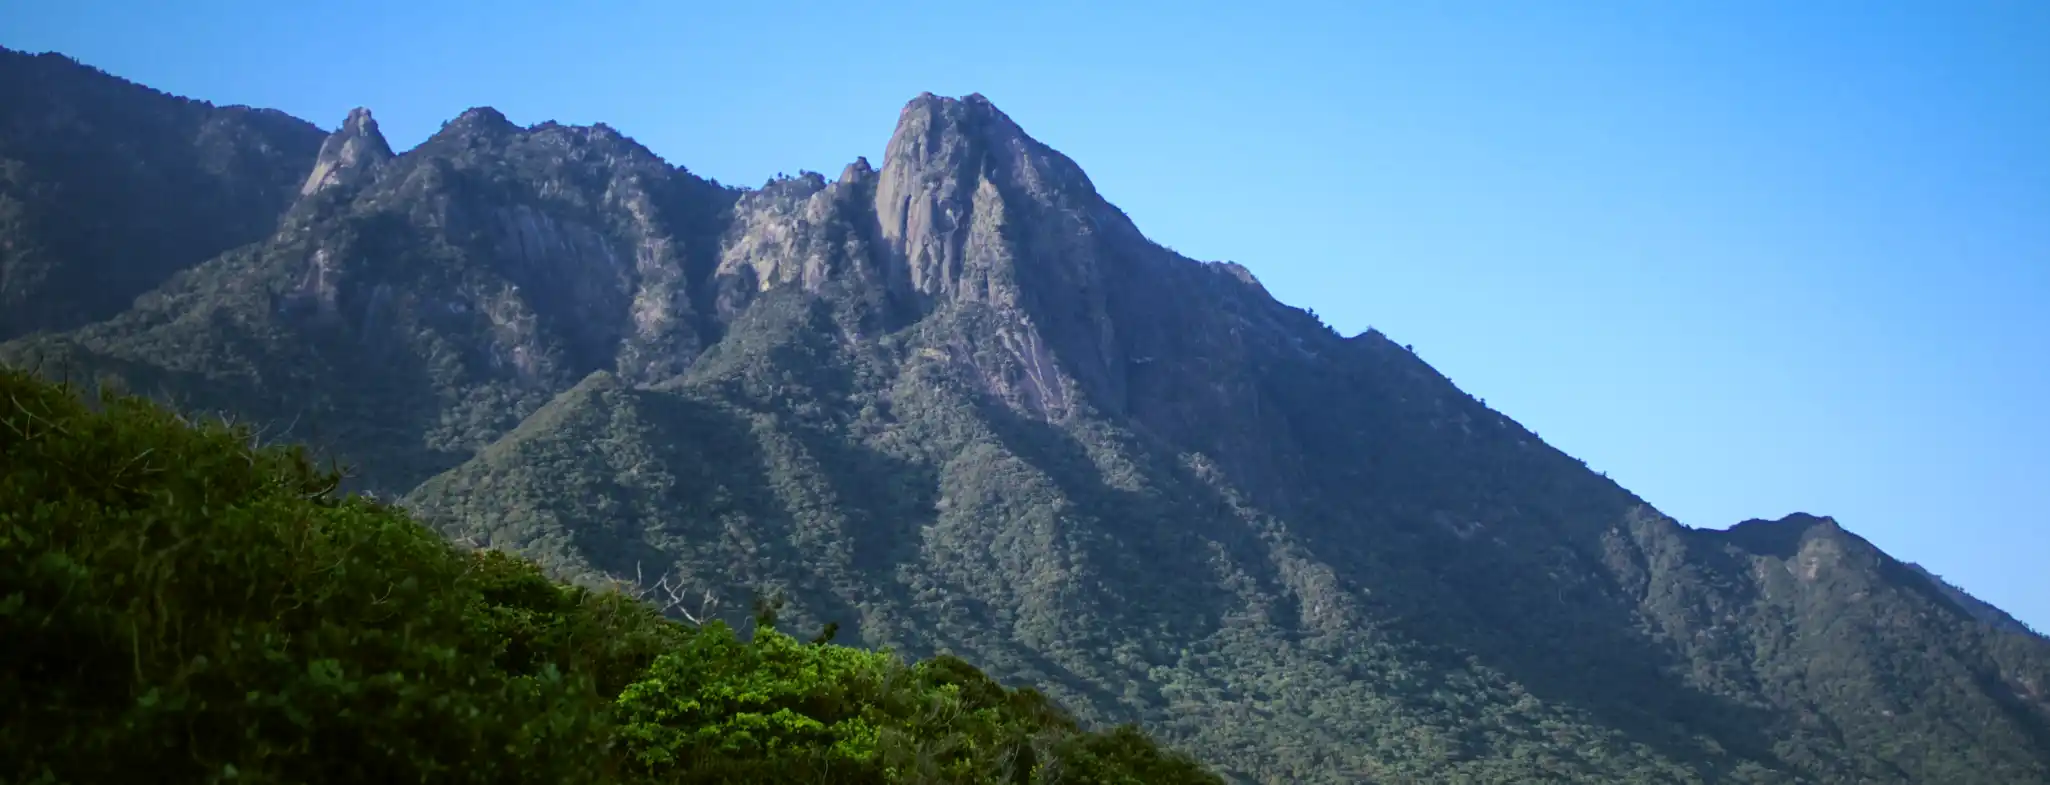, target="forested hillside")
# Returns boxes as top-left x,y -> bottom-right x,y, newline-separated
2,47 -> 2046,784
0,368 -> 1219,784
0,48 -> 323,340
